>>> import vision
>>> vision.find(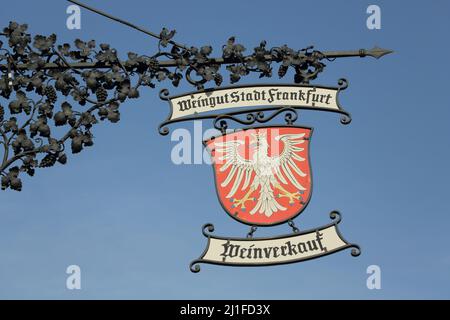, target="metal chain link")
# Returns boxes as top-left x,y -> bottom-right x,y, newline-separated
246,226 -> 258,238
288,219 -> 299,233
